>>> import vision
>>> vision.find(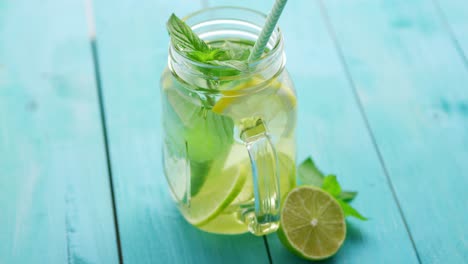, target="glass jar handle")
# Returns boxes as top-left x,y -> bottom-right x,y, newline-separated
240,118 -> 280,235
